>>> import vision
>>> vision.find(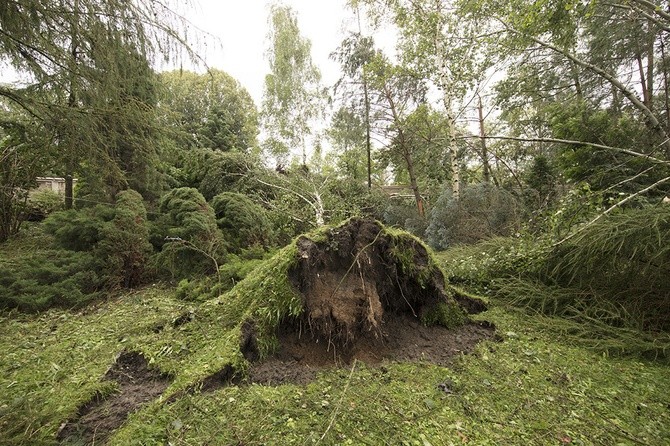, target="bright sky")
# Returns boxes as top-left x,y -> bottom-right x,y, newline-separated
176,0 -> 382,106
